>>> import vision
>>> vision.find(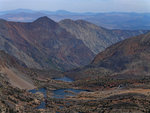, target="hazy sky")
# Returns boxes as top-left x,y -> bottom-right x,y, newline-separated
0,0 -> 150,12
